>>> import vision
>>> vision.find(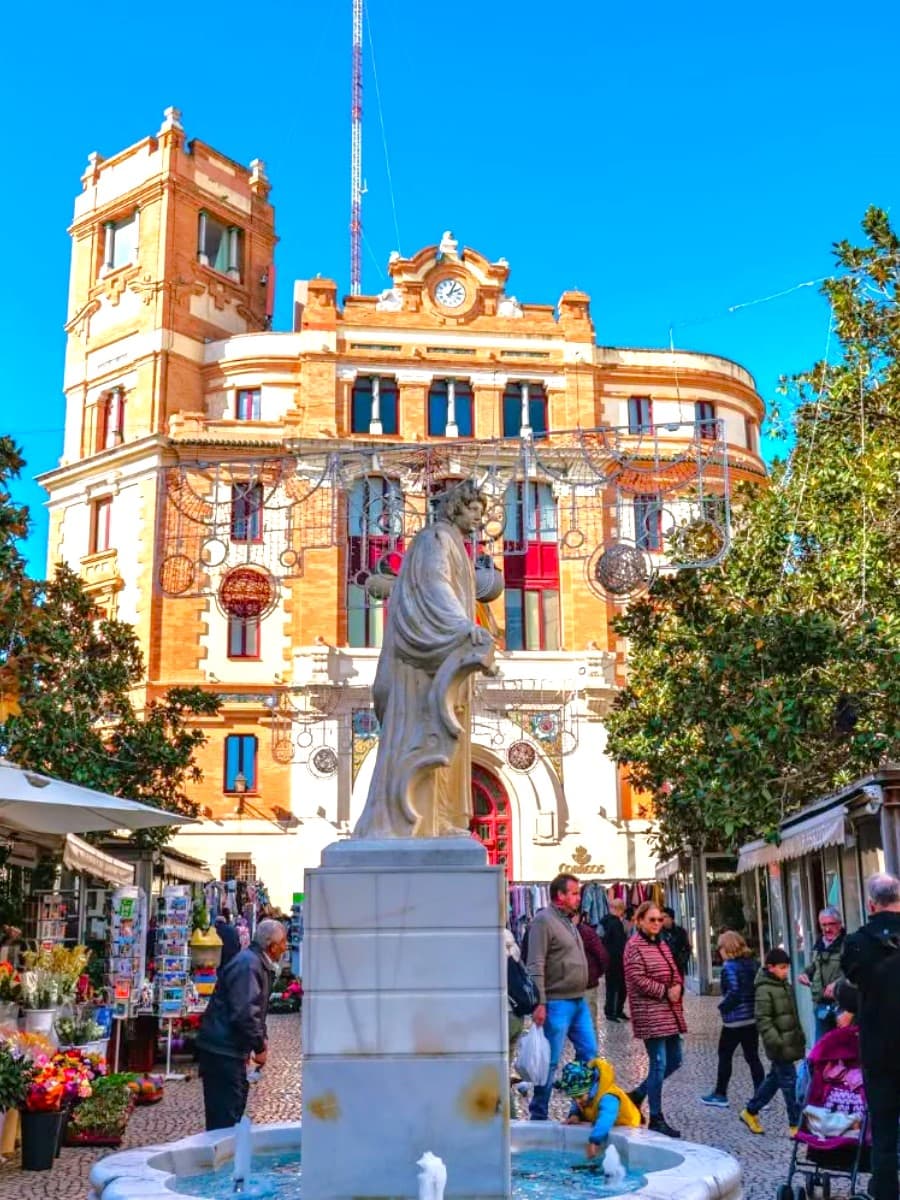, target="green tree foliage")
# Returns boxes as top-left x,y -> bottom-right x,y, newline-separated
605,208 -> 900,856
0,450 -> 220,847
